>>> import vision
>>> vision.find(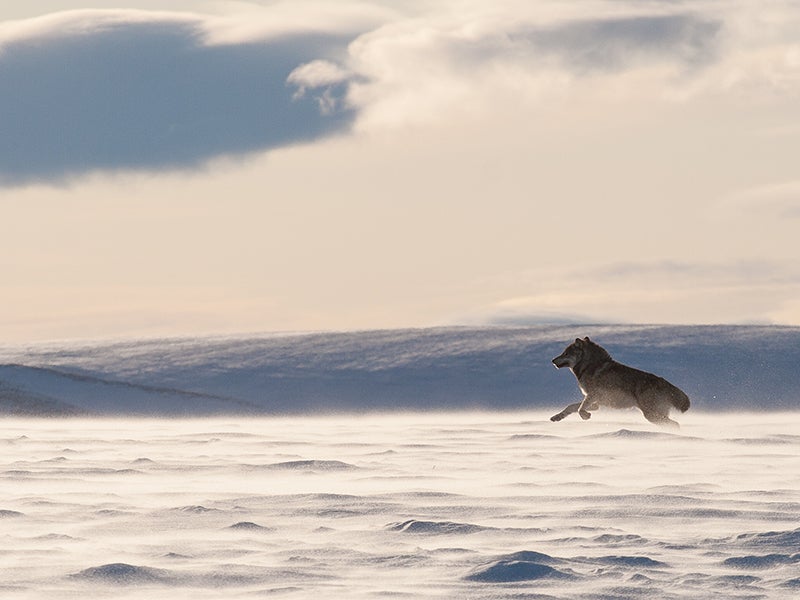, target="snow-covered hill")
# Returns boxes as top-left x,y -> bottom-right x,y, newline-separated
0,325 -> 798,416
